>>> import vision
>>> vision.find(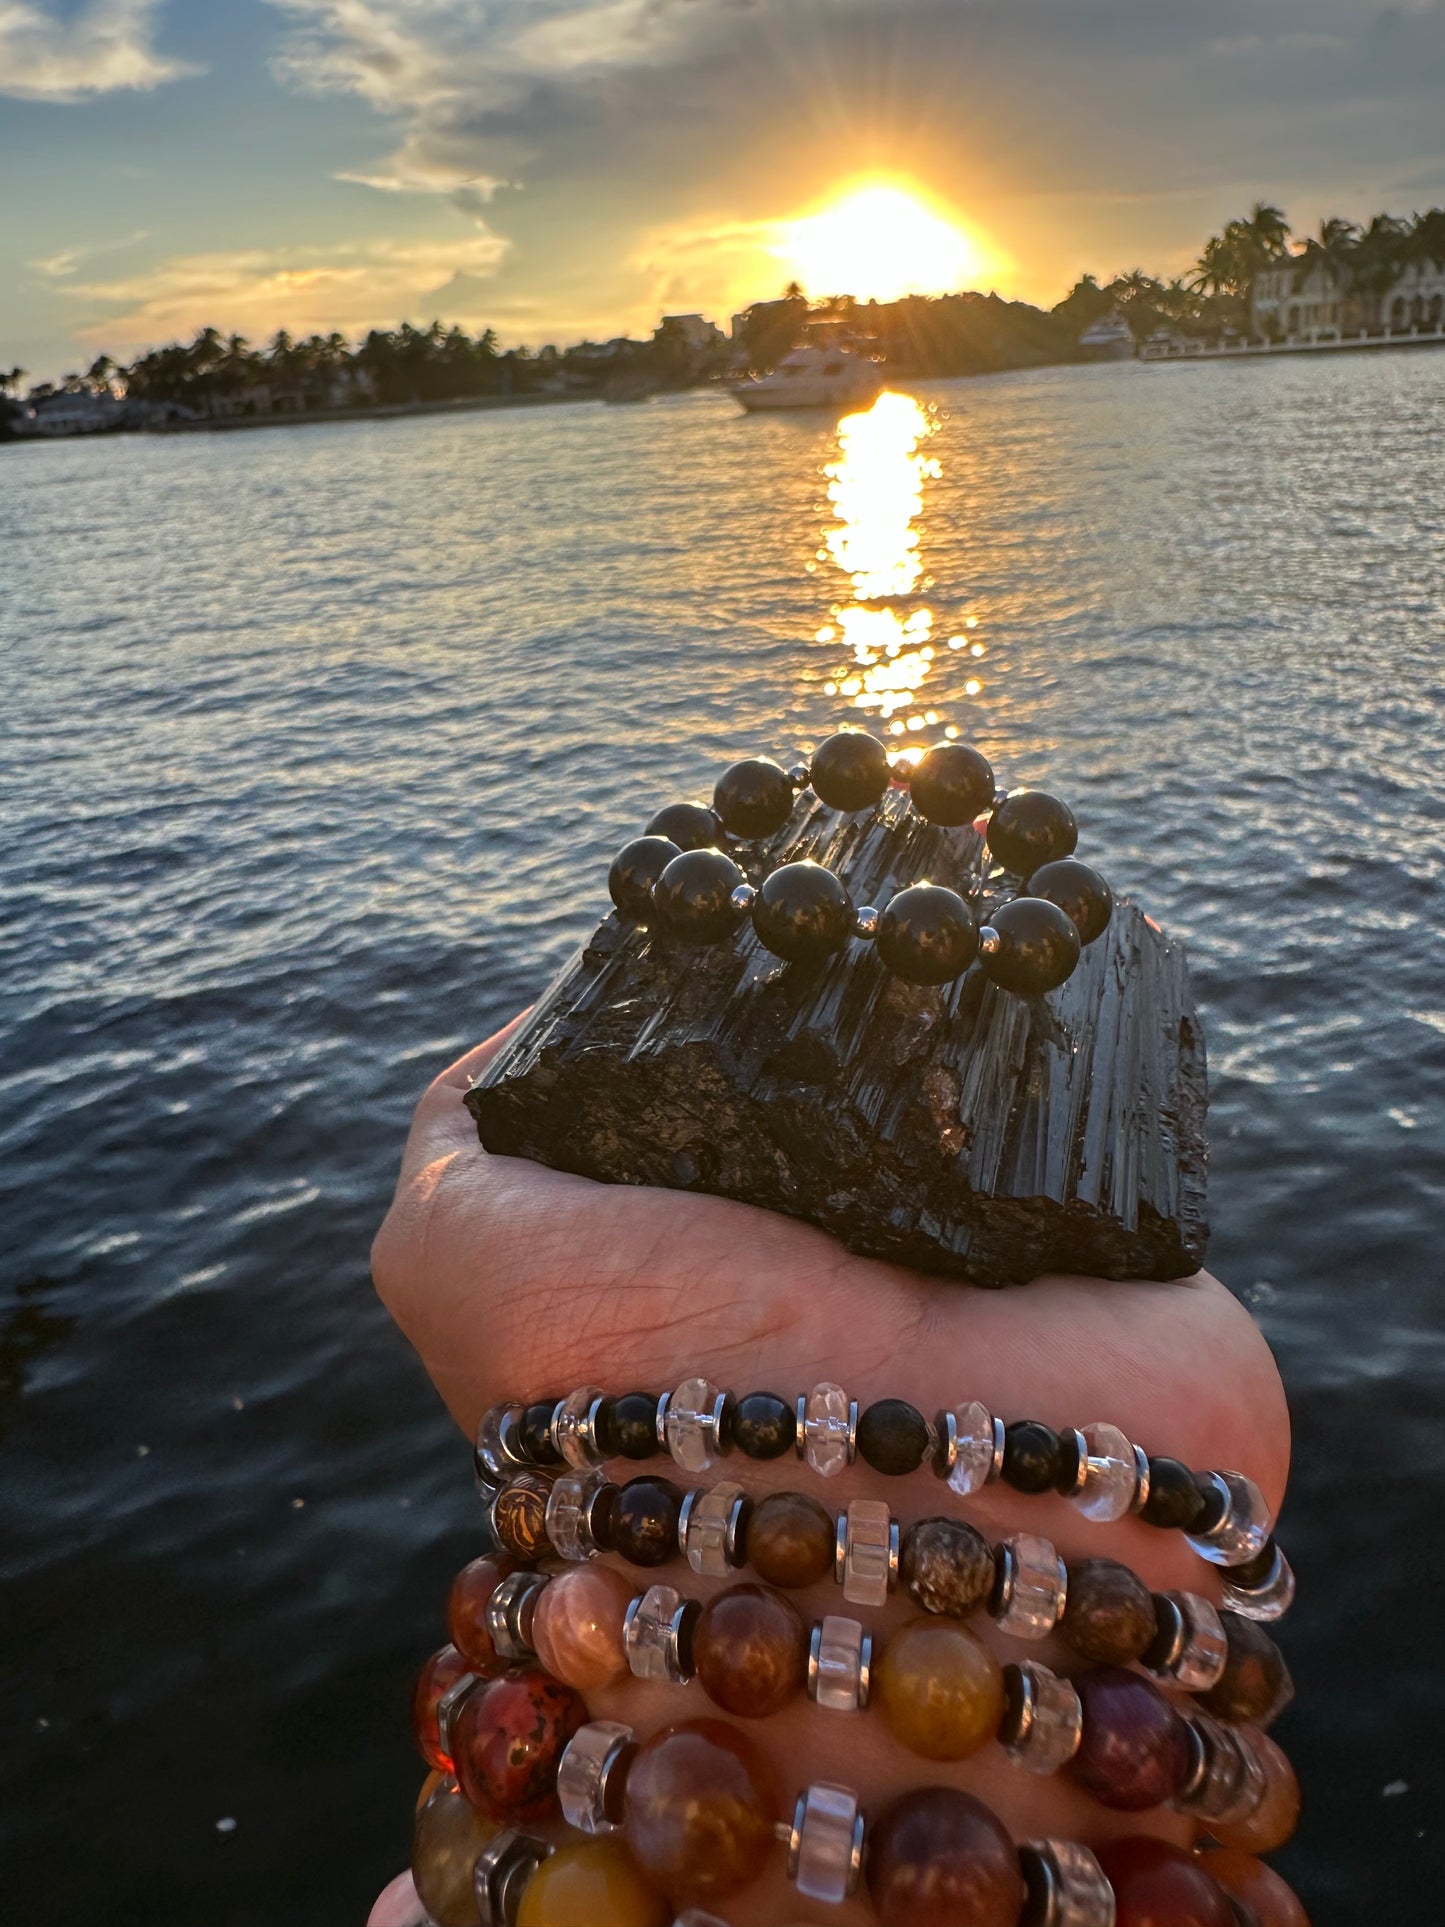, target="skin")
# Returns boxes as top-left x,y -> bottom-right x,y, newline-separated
370,1017 -> 1292,1925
